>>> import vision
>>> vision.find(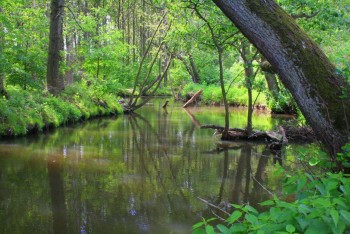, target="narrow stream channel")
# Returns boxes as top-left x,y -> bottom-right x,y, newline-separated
0,99 -> 311,233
